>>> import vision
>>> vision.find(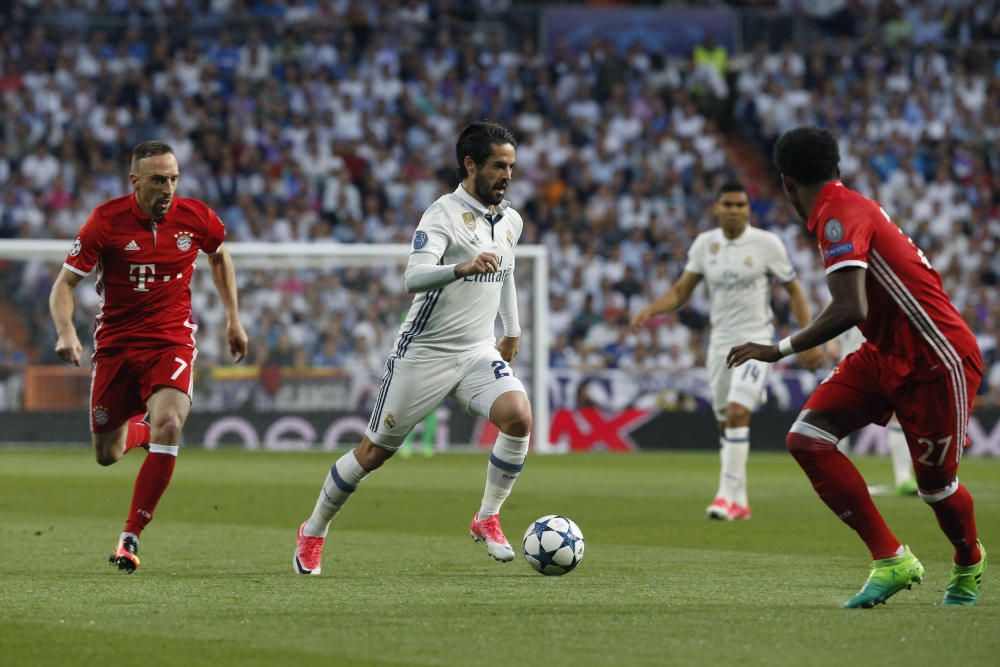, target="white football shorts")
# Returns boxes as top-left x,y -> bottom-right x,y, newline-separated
707,344 -> 771,422
365,345 -> 526,450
